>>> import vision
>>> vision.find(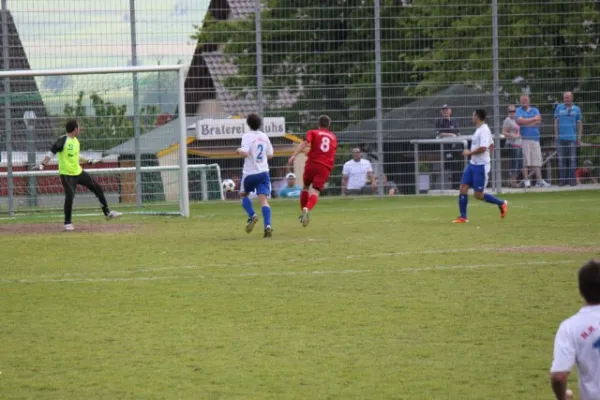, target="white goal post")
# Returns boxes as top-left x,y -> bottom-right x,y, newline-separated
0,65 -> 197,217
